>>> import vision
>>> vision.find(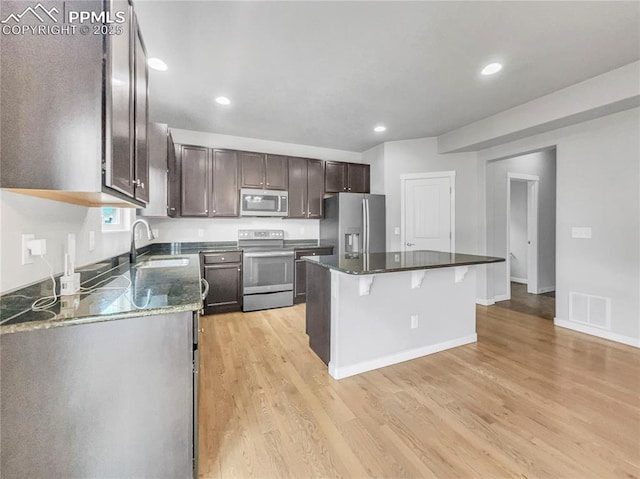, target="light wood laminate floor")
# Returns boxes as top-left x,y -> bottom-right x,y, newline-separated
198,304 -> 640,478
